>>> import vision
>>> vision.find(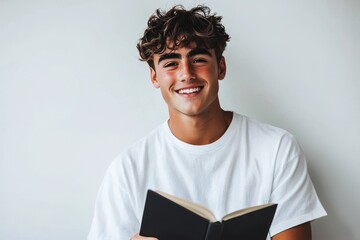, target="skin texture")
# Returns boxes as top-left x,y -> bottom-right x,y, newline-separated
272,222 -> 312,240
131,44 -> 312,240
